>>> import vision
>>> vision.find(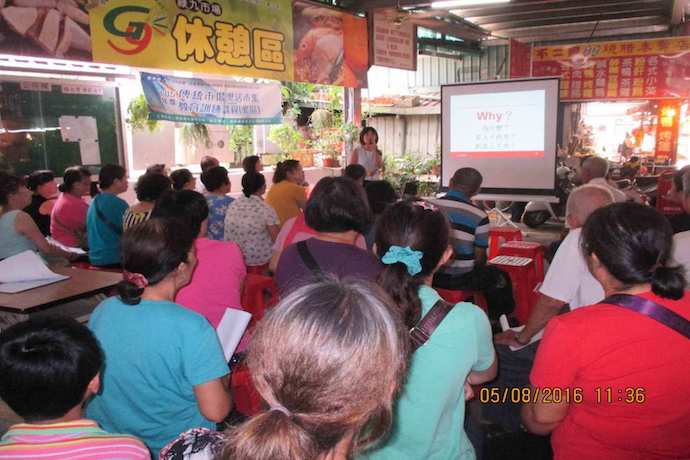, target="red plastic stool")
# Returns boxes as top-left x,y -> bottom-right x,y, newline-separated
241,274 -> 278,327
489,255 -> 536,324
488,227 -> 523,259
230,363 -> 262,416
436,288 -> 489,314
246,264 -> 269,275
498,241 -> 546,283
